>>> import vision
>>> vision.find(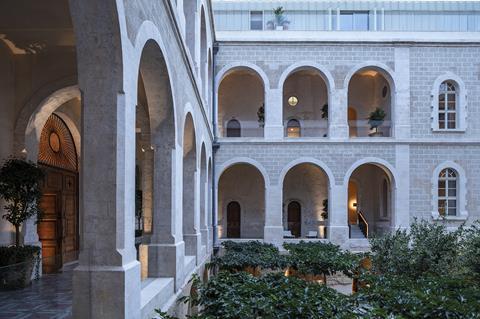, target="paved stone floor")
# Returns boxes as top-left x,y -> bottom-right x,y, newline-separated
0,265 -> 73,319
